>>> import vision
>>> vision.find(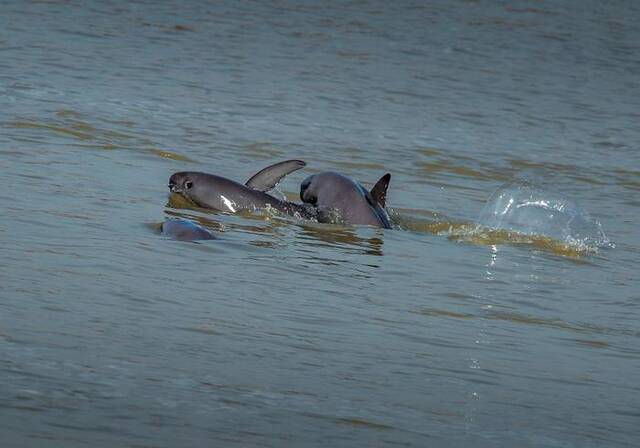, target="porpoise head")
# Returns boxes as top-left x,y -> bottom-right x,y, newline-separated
169,172 -> 194,194
168,171 -> 208,205
168,171 -> 246,211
